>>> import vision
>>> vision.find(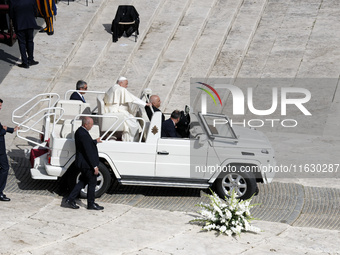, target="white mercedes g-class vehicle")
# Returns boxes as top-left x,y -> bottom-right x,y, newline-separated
13,92 -> 276,200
